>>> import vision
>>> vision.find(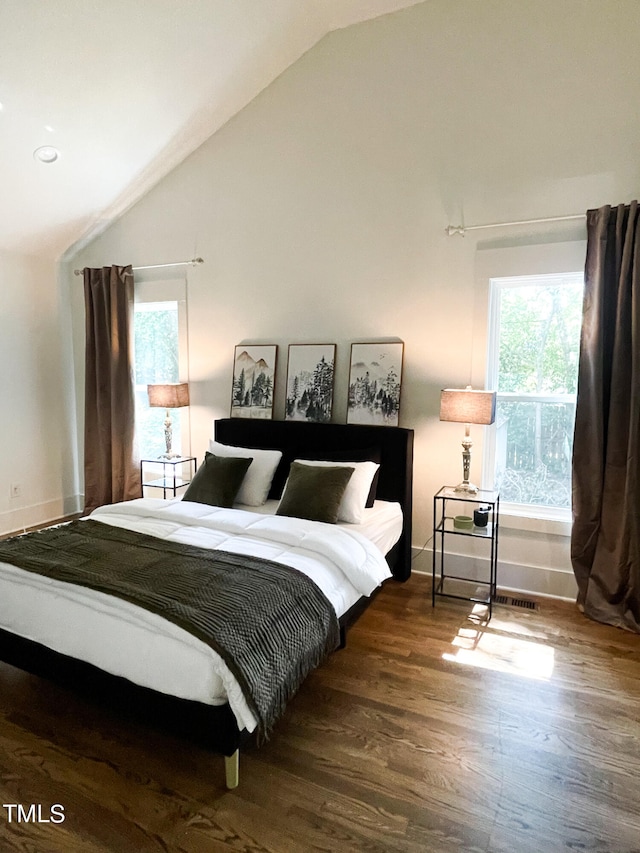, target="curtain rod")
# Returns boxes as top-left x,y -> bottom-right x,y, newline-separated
73,257 -> 204,276
445,214 -> 585,237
